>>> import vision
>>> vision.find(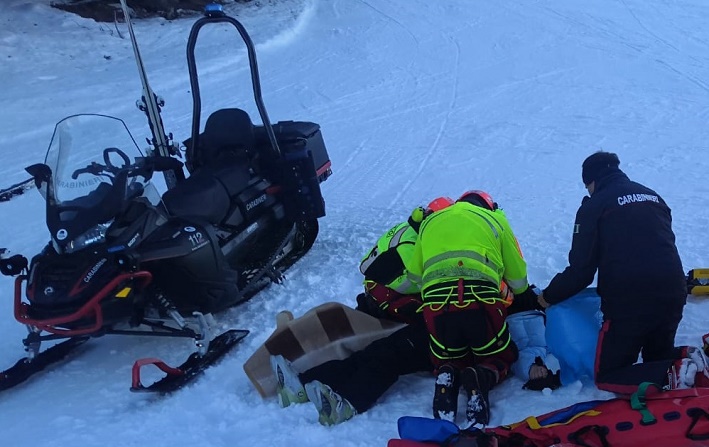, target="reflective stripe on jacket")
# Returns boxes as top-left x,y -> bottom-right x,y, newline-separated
360,222 -> 420,294
408,201 -> 528,296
